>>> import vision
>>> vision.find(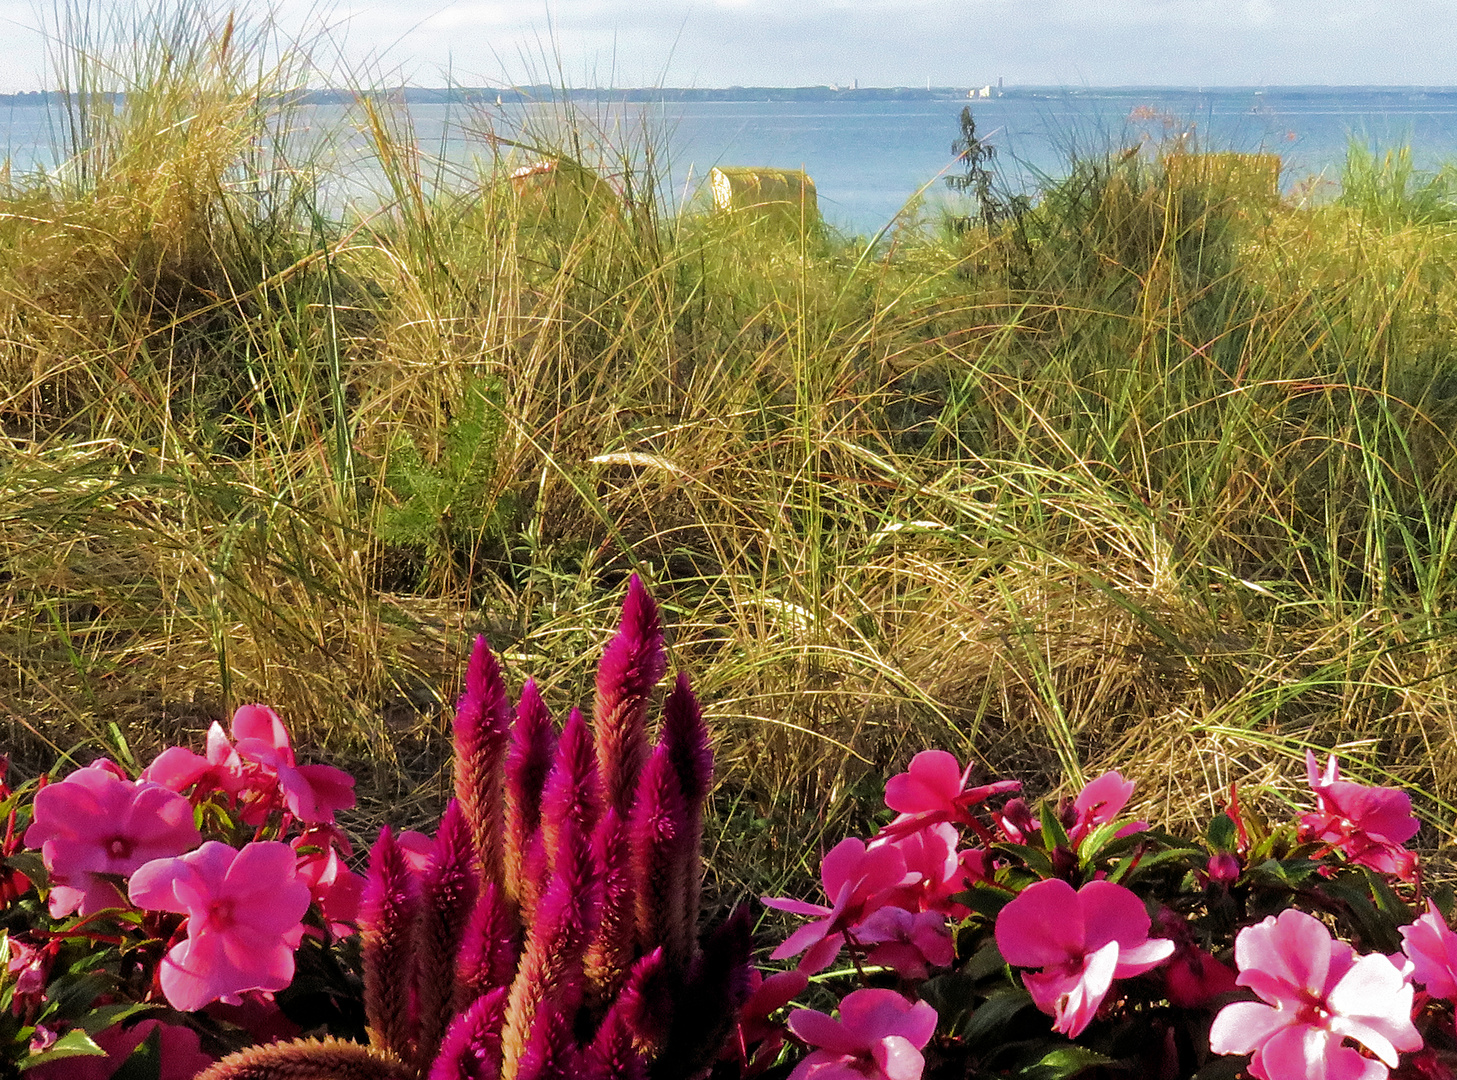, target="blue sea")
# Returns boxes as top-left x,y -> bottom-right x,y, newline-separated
6,87 -> 1457,235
